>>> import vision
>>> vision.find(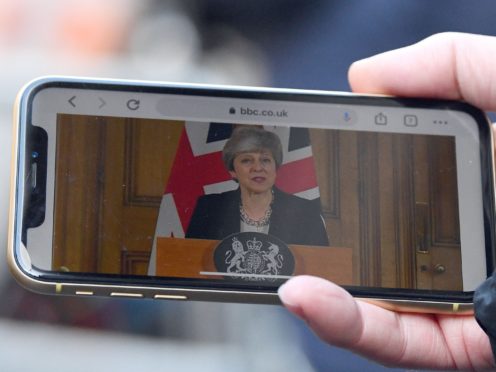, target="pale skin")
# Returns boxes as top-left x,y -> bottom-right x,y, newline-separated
278,33 -> 496,370
229,150 -> 277,221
